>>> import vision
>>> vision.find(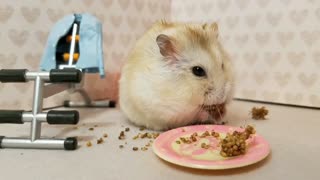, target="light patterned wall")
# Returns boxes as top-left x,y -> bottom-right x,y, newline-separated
0,0 -> 319,109
0,0 -> 171,109
172,0 -> 320,108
